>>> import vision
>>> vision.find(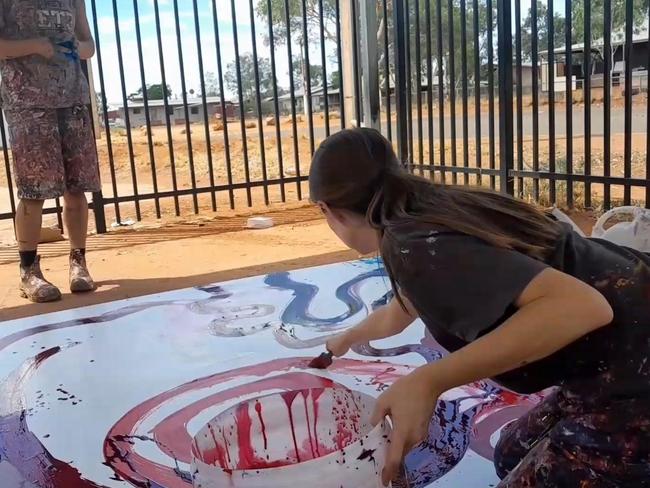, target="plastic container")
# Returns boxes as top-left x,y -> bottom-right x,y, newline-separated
191,387 -> 391,488
592,206 -> 650,252
246,217 -> 274,230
